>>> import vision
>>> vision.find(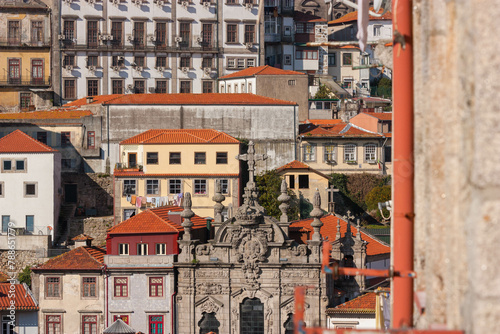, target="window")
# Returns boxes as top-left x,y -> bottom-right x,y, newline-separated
156,56 -> 167,68
135,56 -> 145,67
156,22 -> 167,48
147,152 -> 159,164
298,175 -> 309,189
179,22 -> 191,47
8,58 -> 21,85
227,0 -> 236,3
87,79 -> 99,96
365,144 -> 377,162
61,132 -> 71,147
203,81 -> 213,93
64,79 -> 76,99
114,277 -> 128,297
87,21 -> 98,47
137,243 -> 148,255
156,80 -> 168,94
284,314 -> 294,334
180,80 -> 191,93
112,80 -> 124,94
202,23 -> 213,46
16,160 -> 25,171
227,24 -> 237,43
195,152 -> 206,164
2,216 -> 10,233
20,93 -> 31,110
384,145 -> 392,163
119,243 -> 129,255
113,315 -> 129,324
26,215 -> 34,233
46,277 -> 61,297
244,25 -> 255,43
87,56 -> 98,67
112,55 -> 124,67
324,145 -> 336,162
199,312 -> 220,334
63,54 -> 75,66
61,159 -> 75,169
86,131 -> 95,149
247,57 -> 255,66
240,298 -> 264,334
8,21 -> 20,45
288,175 -> 295,189
373,25 -> 382,37
216,152 -> 228,164
169,179 -> 181,194
123,209 -> 135,221
0,182 -> 4,198
63,20 -> 75,40
111,21 -> 123,47
219,179 -> 229,195
344,144 -> 356,162
25,182 -> 37,197
284,54 -> 292,65
3,160 -> 12,171
30,58 -> 43,85
248,82 -> 252,92
123,180 -> 136,196
82,277 -> 97,297
303,144 -> 316,161
149,277 -> 163,297
296,50 -> 318,60
169,152 -> 181,164
342,53 -> 352,66
46,315 -> 61,334
194,179 -> 207,195
328,54 -> 336,66
237,58 -> 245,69
37,131 -> 48,144
146,180 -> 159,195
156,243 -> 166,255
134,80 -> 145,94
288,80 -> 296,86
227,58 -> 236,68
149,315 -> 164,334
82,315 -> 97,334
134,21 -> 145,48
180,56 -> 191,68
